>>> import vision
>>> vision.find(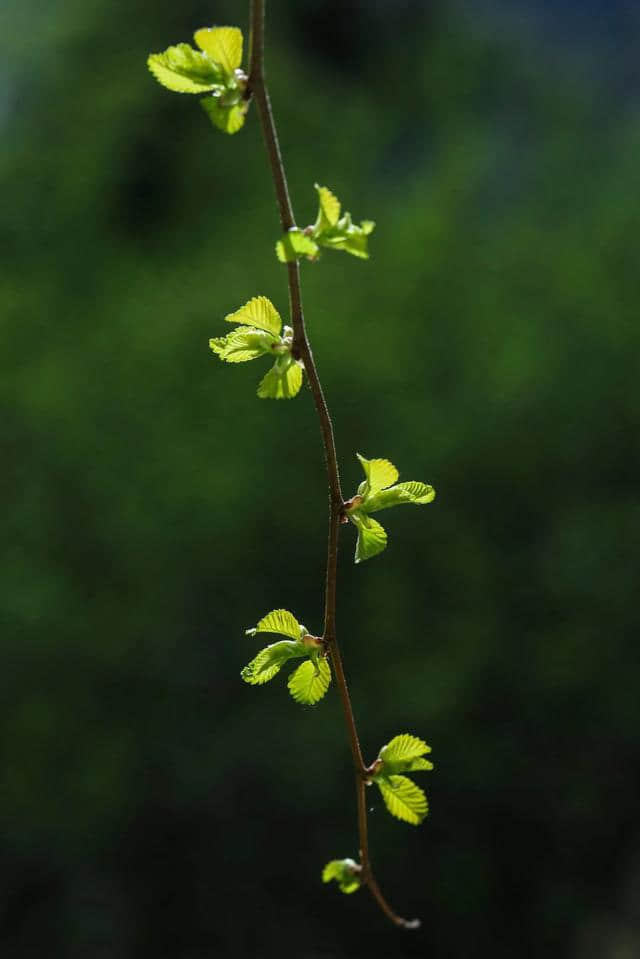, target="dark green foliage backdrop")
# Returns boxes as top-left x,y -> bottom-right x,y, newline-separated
2,1 -> 639,956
